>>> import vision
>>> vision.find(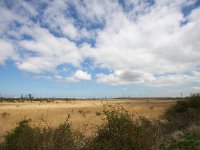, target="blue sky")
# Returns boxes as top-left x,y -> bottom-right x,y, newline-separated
0,0 -> 200,98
